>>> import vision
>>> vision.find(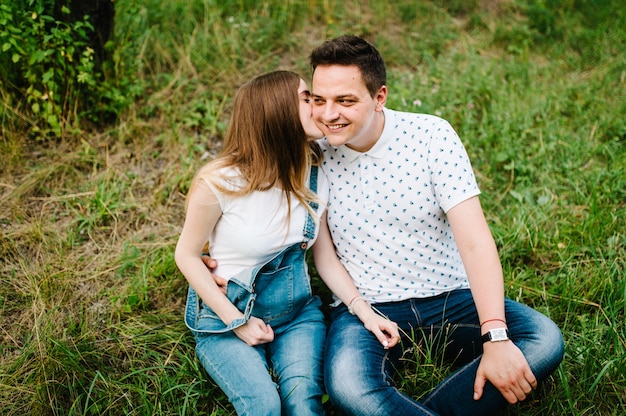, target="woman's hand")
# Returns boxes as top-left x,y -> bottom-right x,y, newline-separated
233,316 -> 275,346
